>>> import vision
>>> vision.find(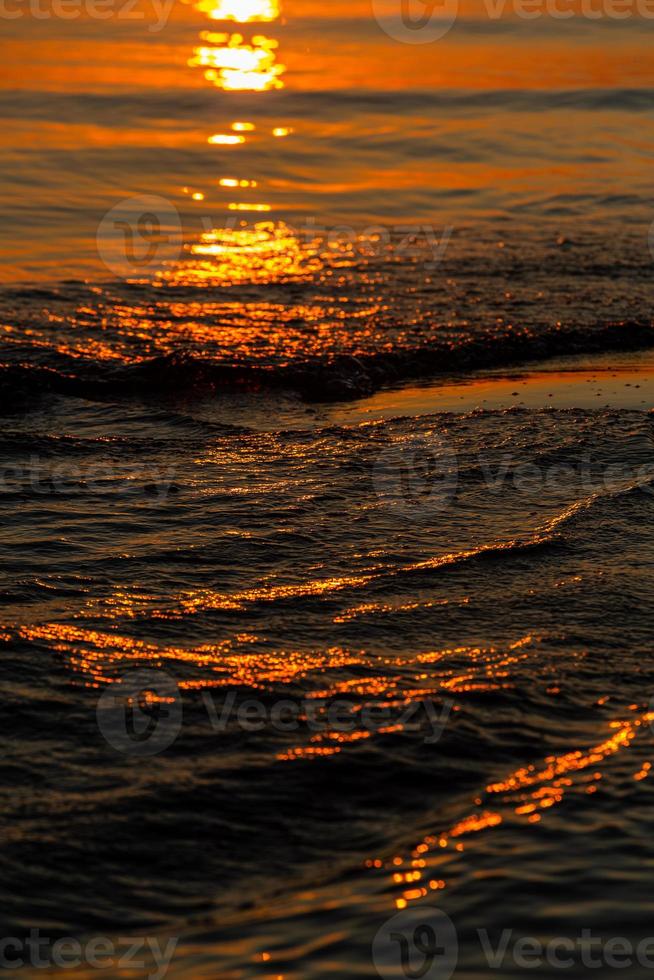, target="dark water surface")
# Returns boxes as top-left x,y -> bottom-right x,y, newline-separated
2,1 -> 654,977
